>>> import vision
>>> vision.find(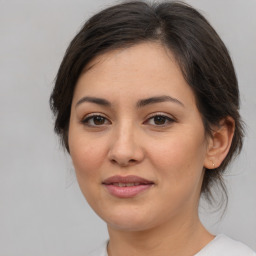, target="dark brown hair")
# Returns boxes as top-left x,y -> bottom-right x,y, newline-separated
50,1 -> 244,203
